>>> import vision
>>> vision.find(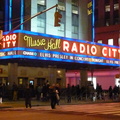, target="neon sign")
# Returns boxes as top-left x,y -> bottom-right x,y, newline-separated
22,34 -> 120,59
1,30 -> 120,67
87,1 -> 92,15
24,35 -> 61,50
62,41 -> 120,59
2,34 -> 17,48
